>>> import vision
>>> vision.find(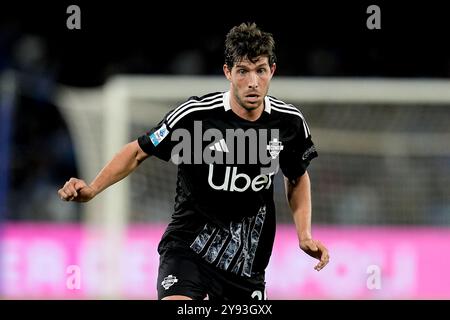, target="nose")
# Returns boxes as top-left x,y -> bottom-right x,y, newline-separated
248,72 -> 258,89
